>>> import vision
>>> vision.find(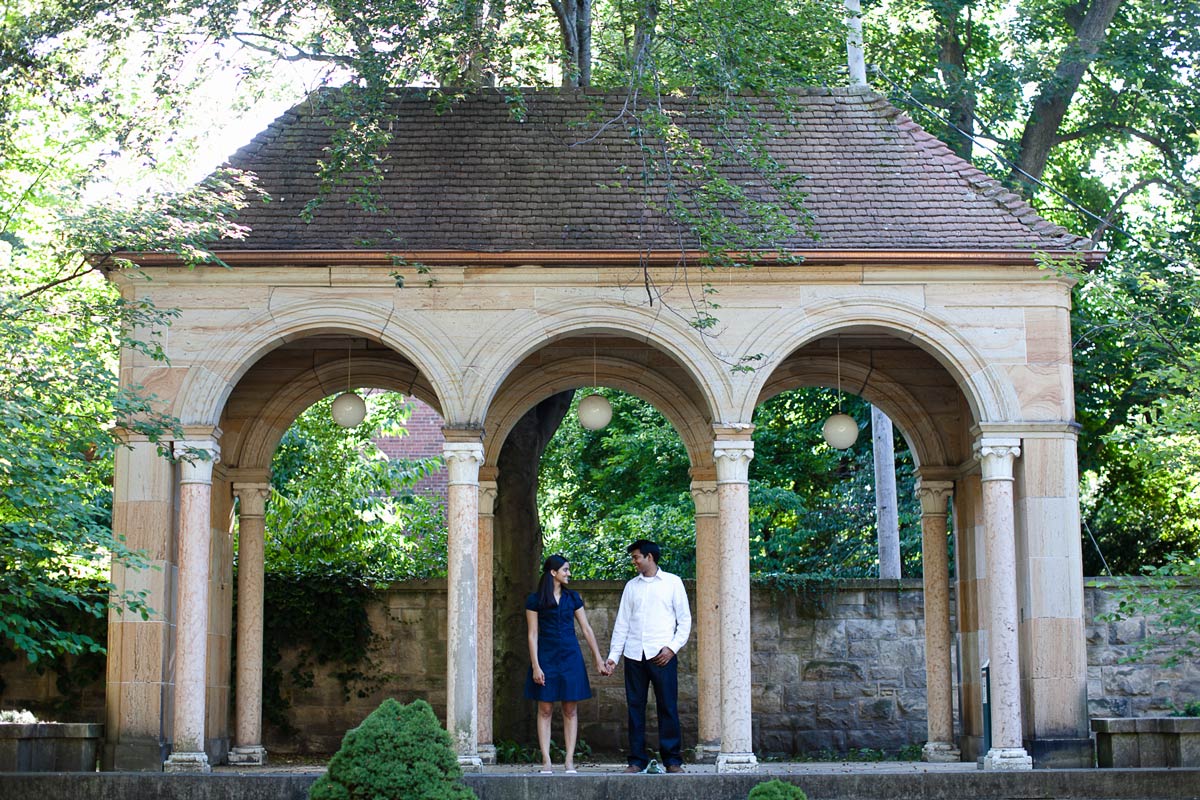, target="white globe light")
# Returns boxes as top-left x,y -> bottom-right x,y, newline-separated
330,391 -> 367,428
822,413 -> 859,450
577,393 -> 613,430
